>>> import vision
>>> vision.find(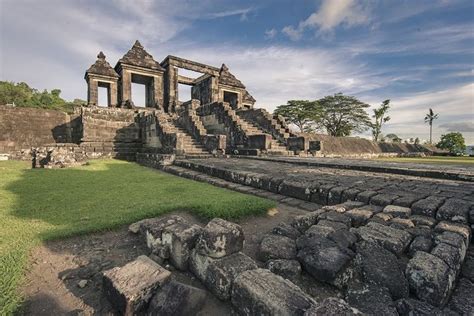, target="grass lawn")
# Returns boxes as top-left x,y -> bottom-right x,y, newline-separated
0,159 -> 275,315
376,156 -> 474,167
